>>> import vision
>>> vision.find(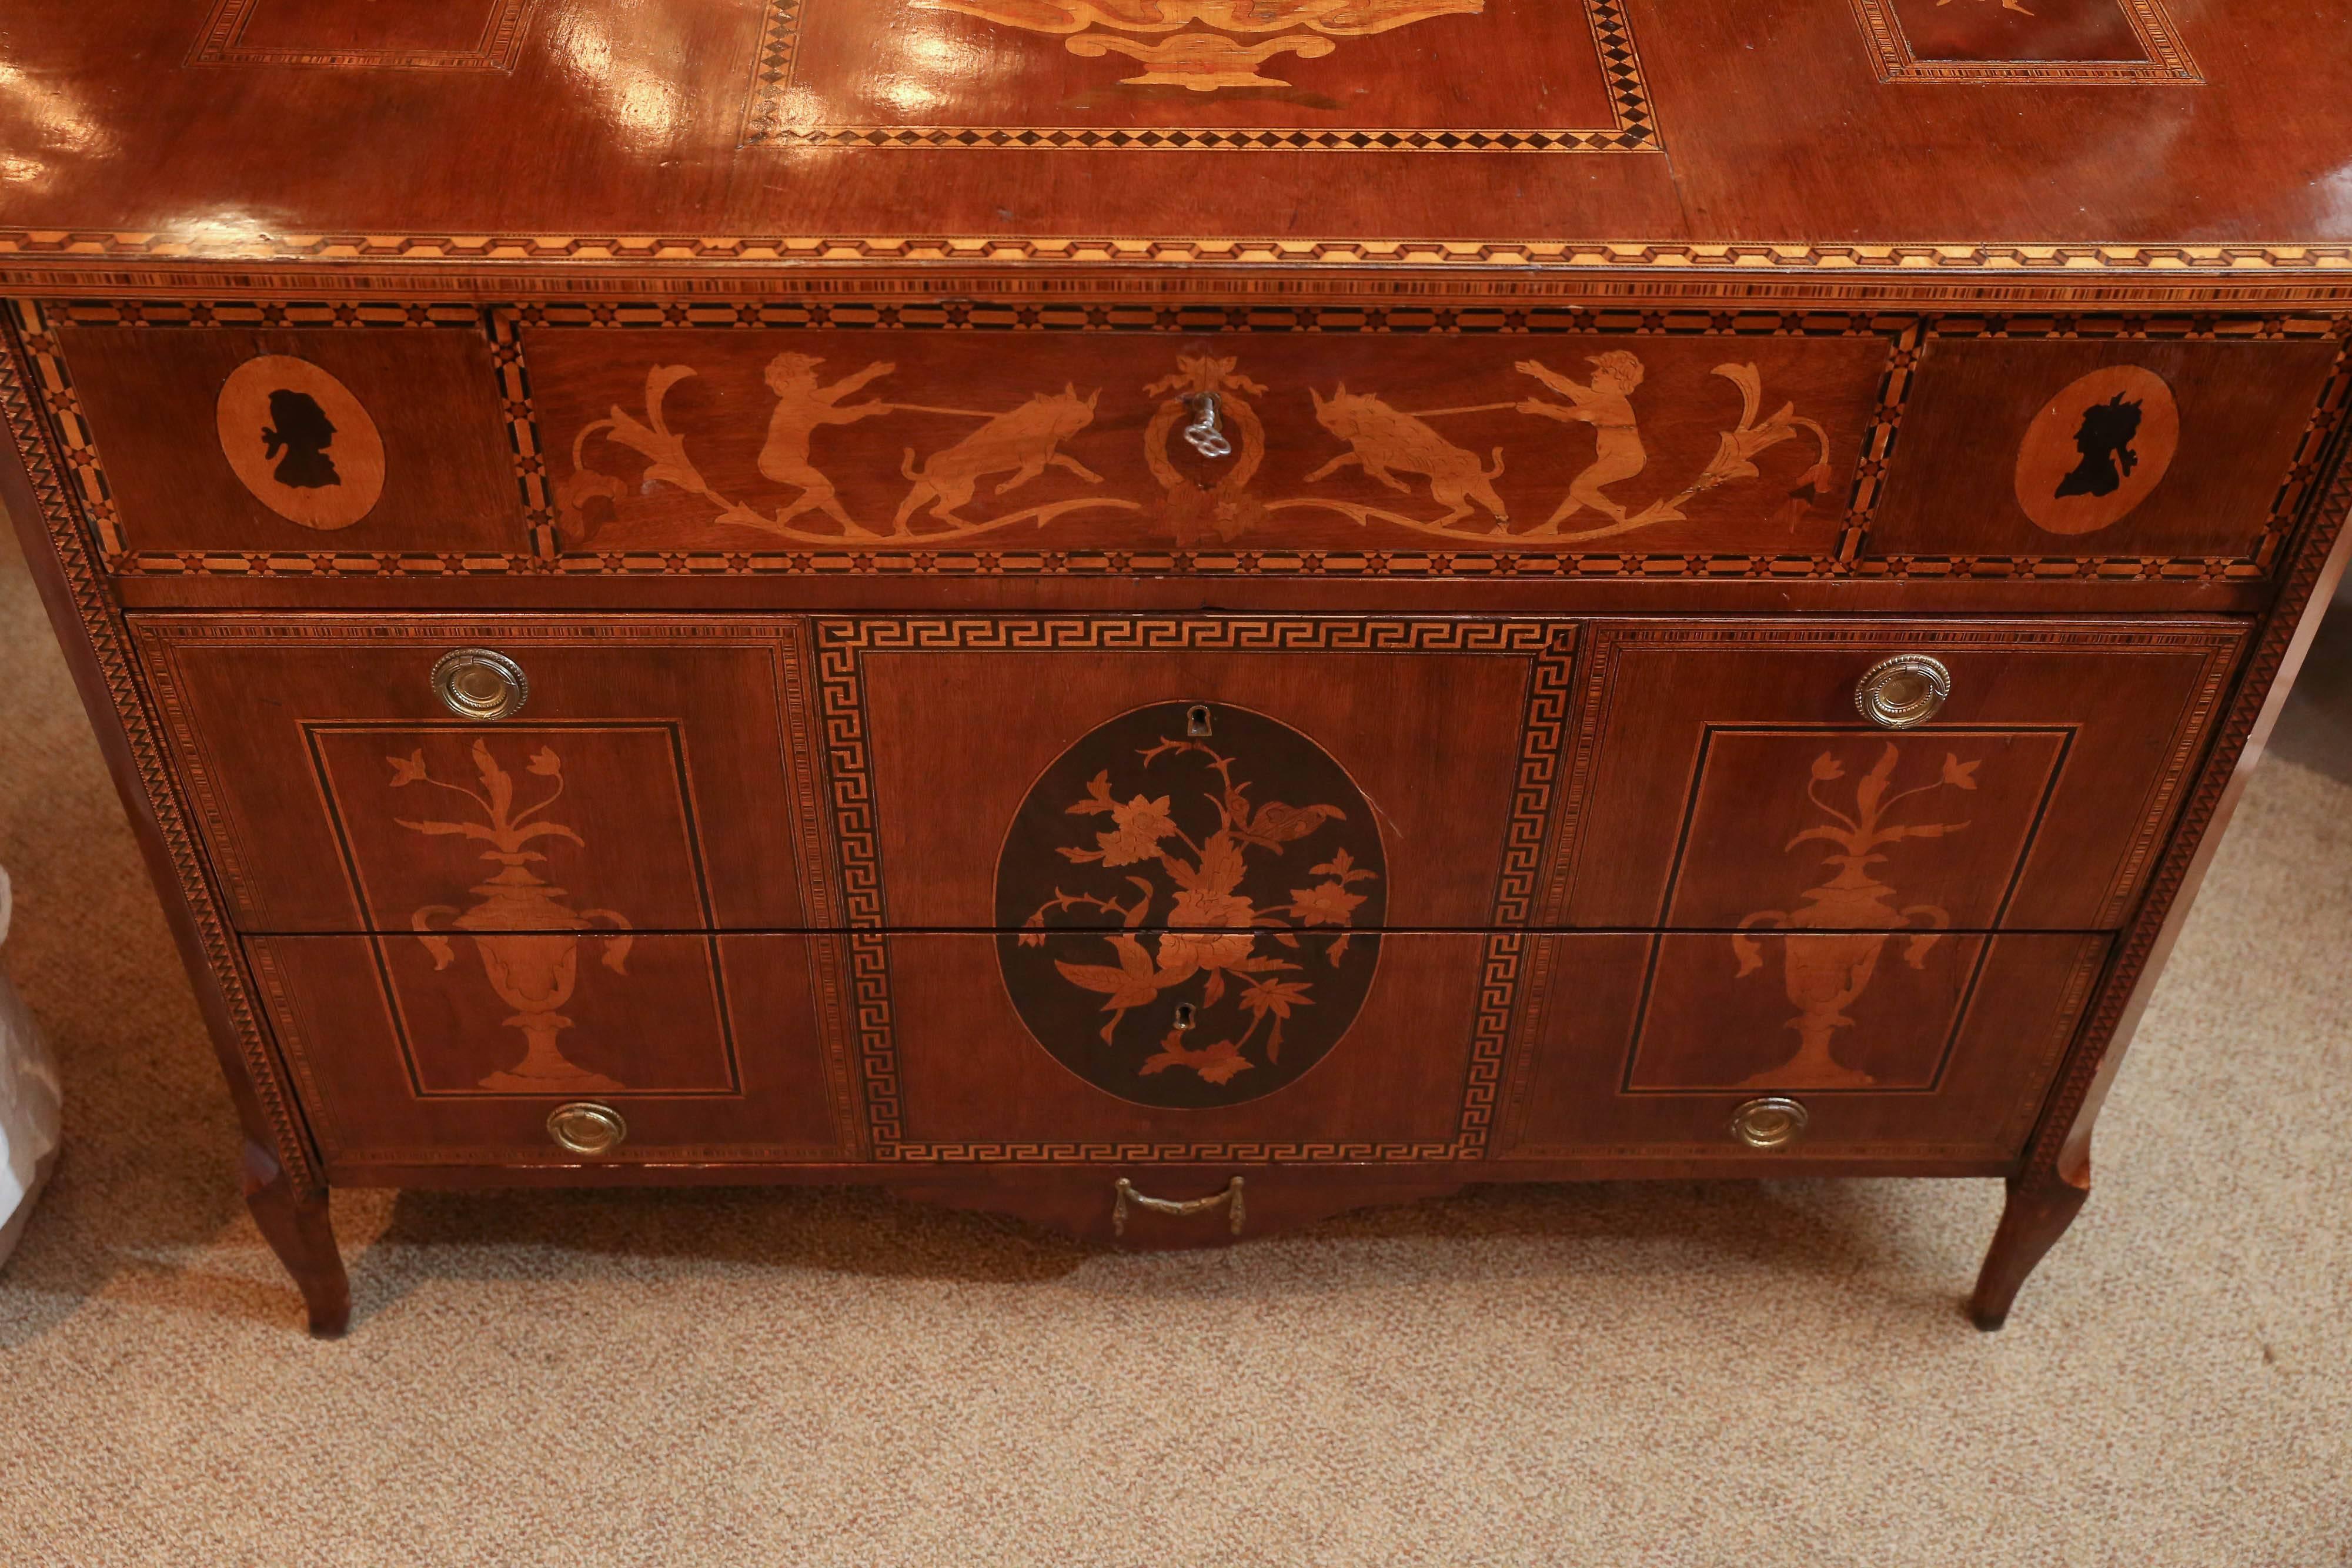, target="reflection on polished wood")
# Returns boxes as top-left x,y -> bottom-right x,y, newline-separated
916,0 -> 1486,92
0,0 -> 2340,246
1853,0 -> 2197,83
